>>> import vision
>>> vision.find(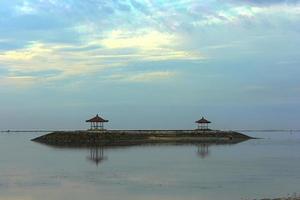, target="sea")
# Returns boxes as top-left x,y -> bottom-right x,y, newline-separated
0,131 -> 299,200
